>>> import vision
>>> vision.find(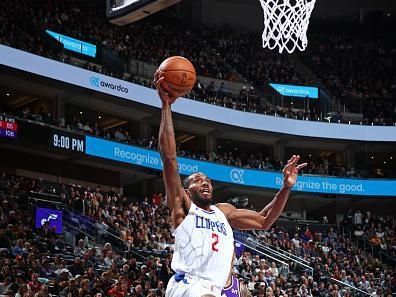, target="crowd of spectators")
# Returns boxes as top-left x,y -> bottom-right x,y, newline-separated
0,173 -> 174,297
341,209 -> 396,258
1,172 -> 395,296
300,36 -> 396,124
1,0 -> 395,125
251,223 -> 395,296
